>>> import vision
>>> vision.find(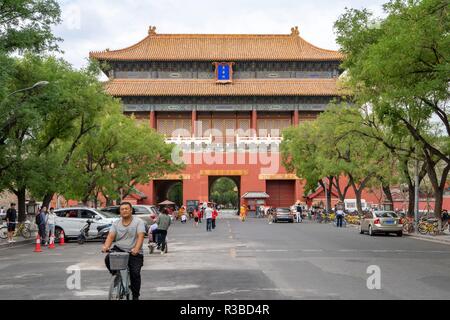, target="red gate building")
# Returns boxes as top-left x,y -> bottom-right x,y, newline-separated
90,26 -> 344,207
